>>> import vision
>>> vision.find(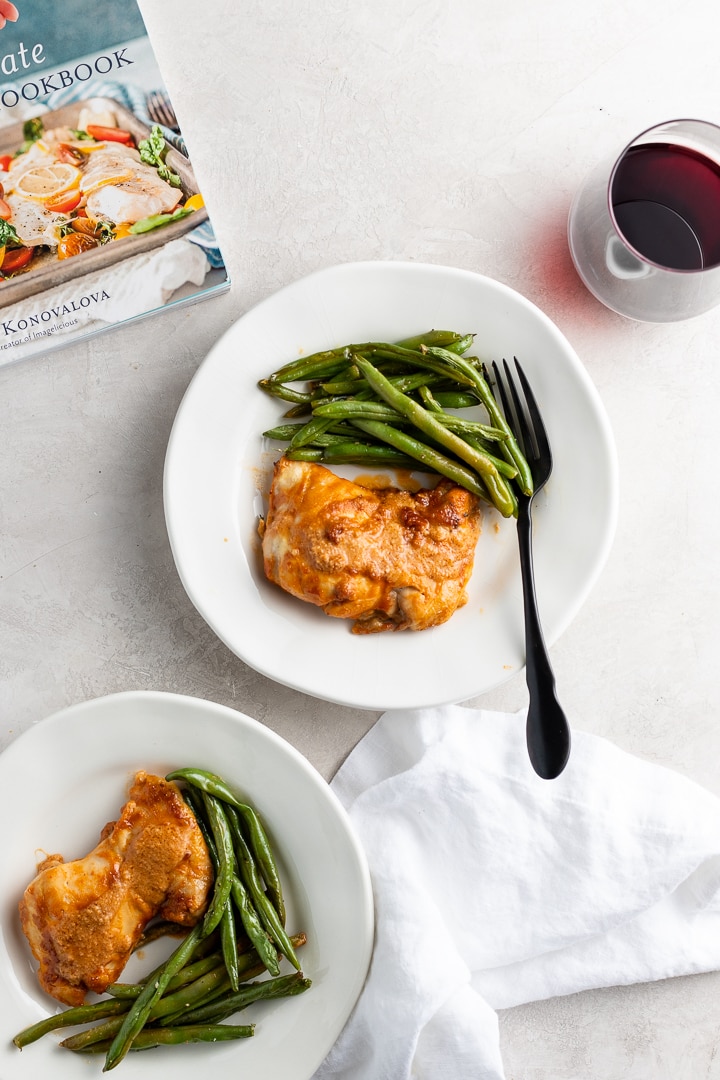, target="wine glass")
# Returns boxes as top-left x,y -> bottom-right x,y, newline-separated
567,119 -> 720,322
